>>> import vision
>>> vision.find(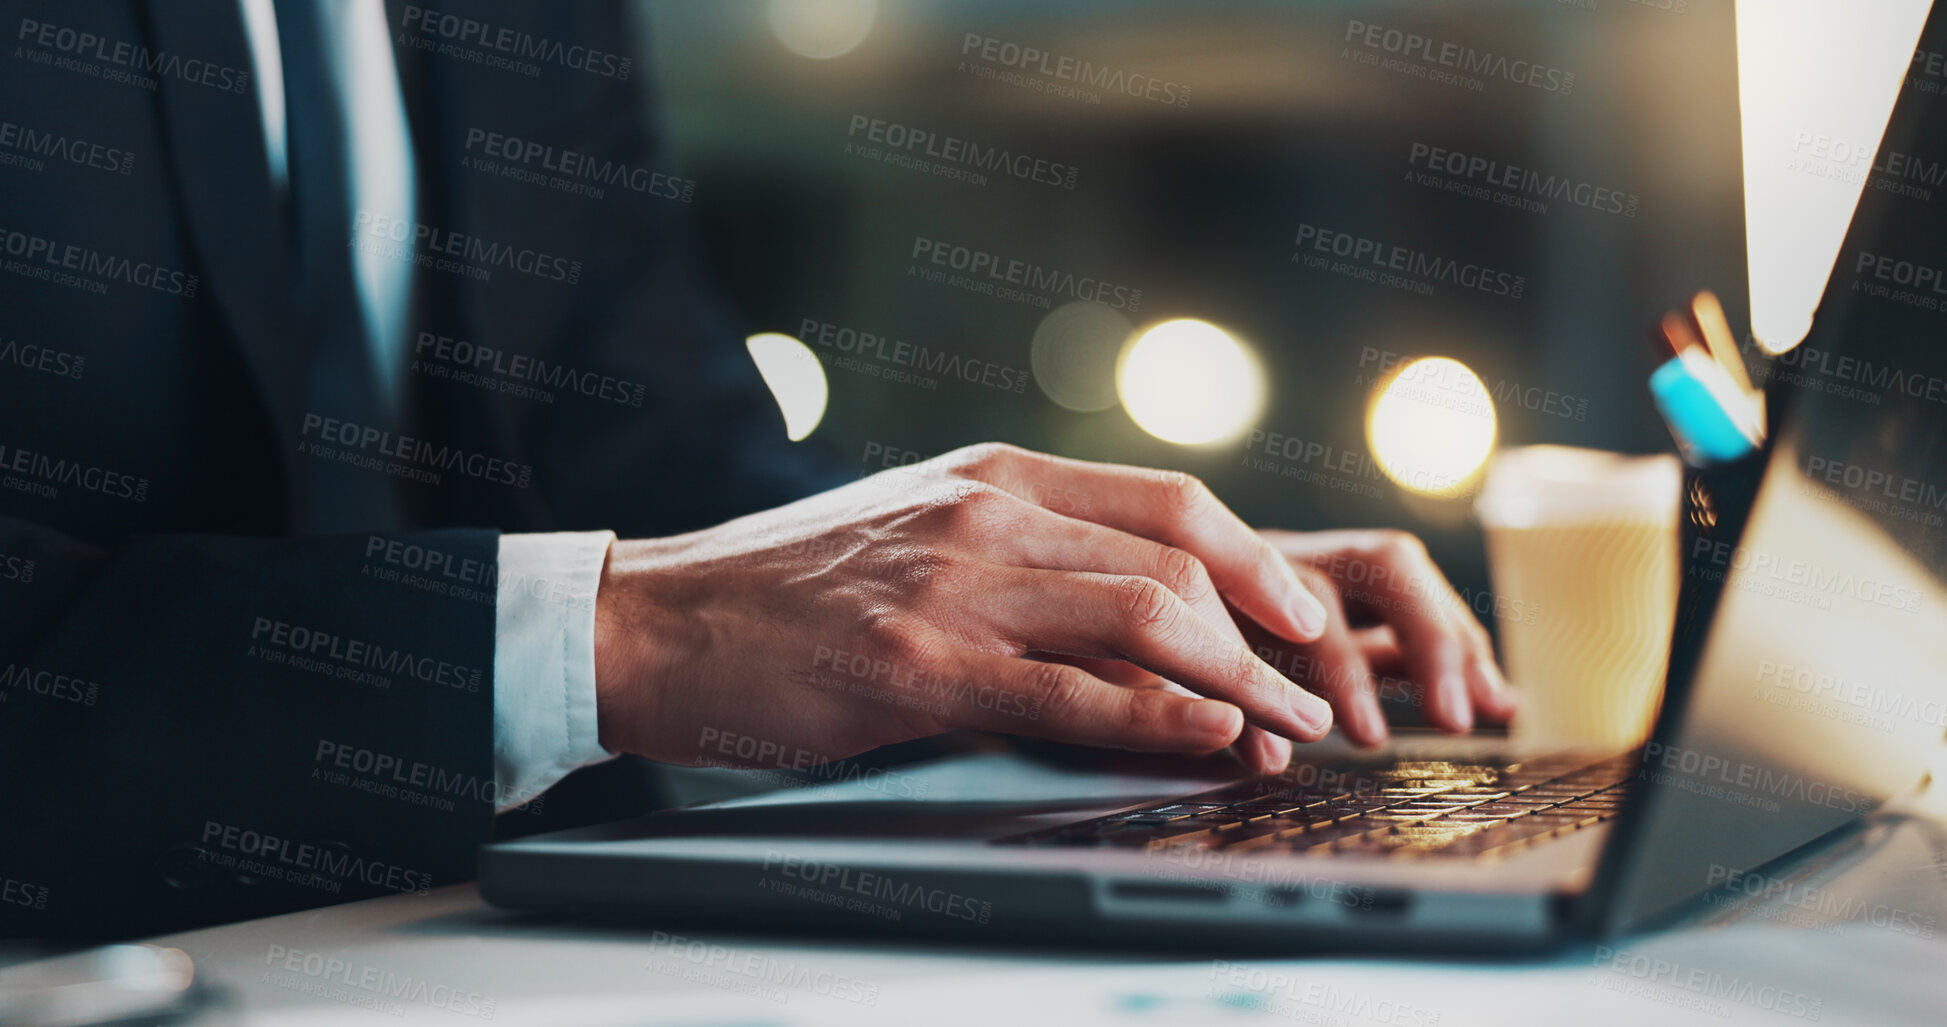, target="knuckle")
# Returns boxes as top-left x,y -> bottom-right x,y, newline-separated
891,547 -> 962,600
1153,469 -> 1211,522
1222,644 -> 1274,693
1025,661 -> 1092,723
1113,576 -> 1180,637
930,480 -> 1011,531
870,615 -> 940,669
1124,691 -> 1174,739
1153,546 -> 1213,604
1373,529 -> 1428,565
943,441 -> 1025,478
